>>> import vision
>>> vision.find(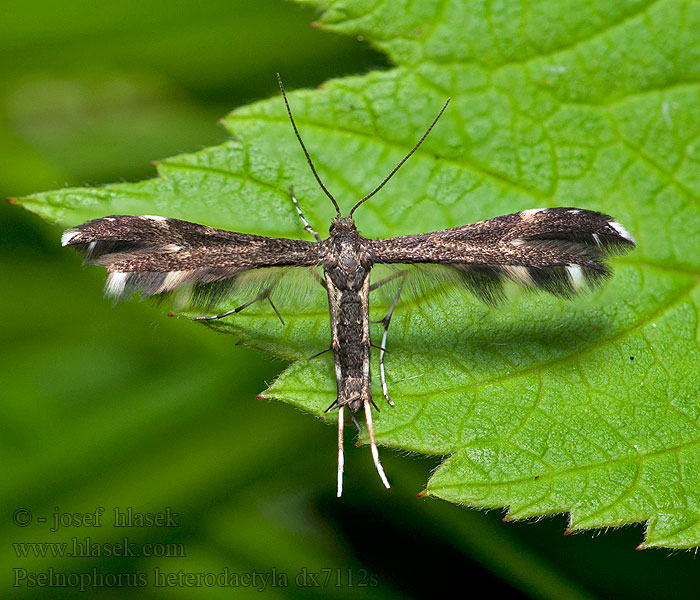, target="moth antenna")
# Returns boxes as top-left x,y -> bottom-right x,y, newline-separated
348,97 -> 450,217
337,405 -> 345,497
277,73 -> 342,218
364,399 -> 390,490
